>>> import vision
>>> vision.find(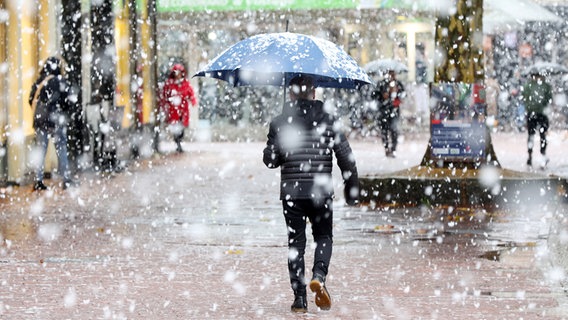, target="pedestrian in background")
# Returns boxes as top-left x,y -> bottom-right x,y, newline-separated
160,63 -> 197,153
522,72 -> 552,168
263,75 -> 359,313
373,69 -> 405,157
29,56 -> 74,191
